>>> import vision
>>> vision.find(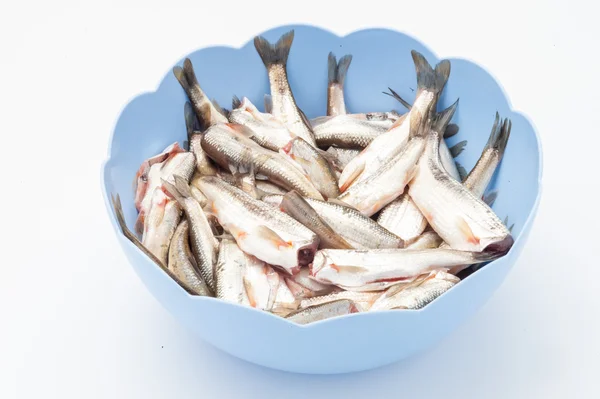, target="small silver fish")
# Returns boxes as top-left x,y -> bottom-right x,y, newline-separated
254,30 -> 317,146
310,248 -> 497,291
370,271 -> 460,311
195,176 -> 319,274
163,176 -> 218,290
285,299 -> 358,324
243,256 -> 281,311
280,191 -> 353,249
284,267 -> 334,298
327,52 -> 352,116
168,219 -> 213,296
300,291 -> 380,312
463,113 -> 512,197
312,113 -> 399,149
